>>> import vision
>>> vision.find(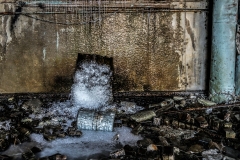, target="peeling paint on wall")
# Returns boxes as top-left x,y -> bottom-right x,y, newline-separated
43,47 -> 46,61
6,16 -> 12,44
56,31 -> 59,51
